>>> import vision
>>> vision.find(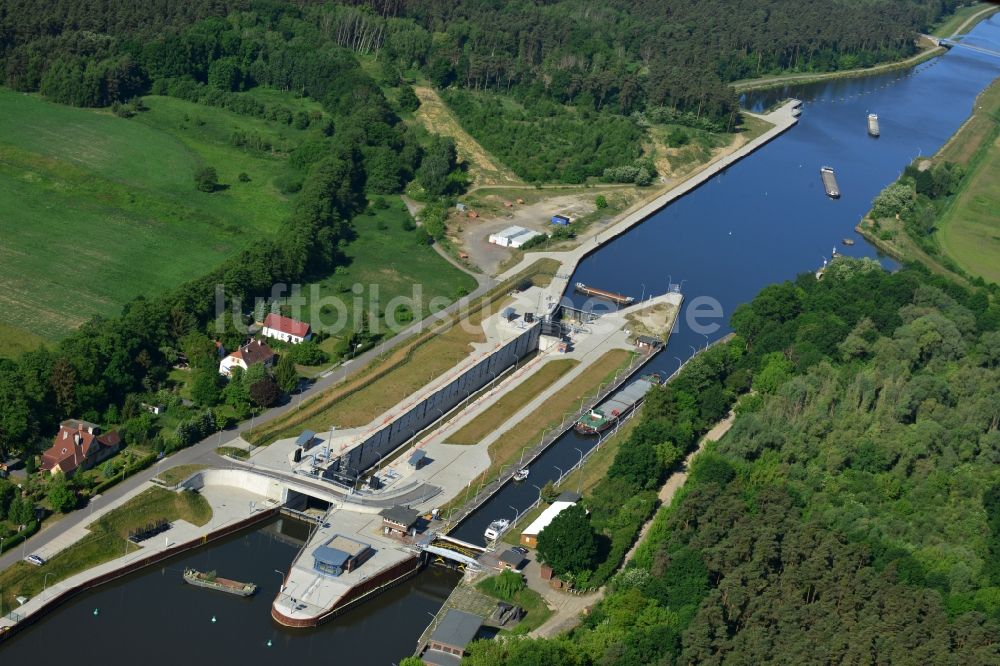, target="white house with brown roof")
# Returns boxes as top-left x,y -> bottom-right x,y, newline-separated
40,420 -> 121,477
219,340 -> 275,377
261,313 -> 311,344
